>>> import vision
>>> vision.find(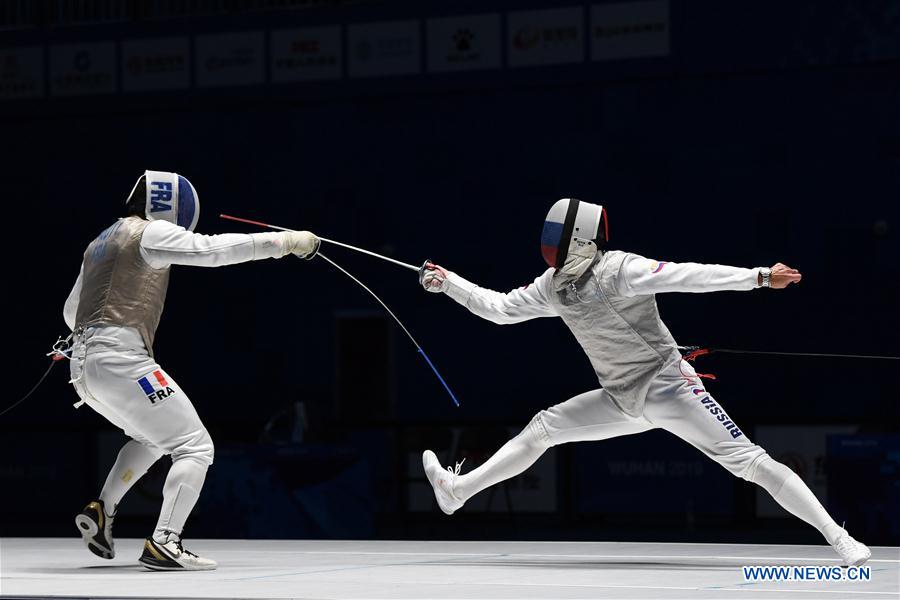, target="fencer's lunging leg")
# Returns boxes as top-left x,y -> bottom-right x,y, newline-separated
452,387 -> 652,503
454,416 -> 551,501
424,388 -> 651,514
742,454 -> 869,565
743,454 -> 843,544
100,440 -> 164,512
646,361 -> 870,565
423,415 -> 550,515
153,456 -> 209,542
